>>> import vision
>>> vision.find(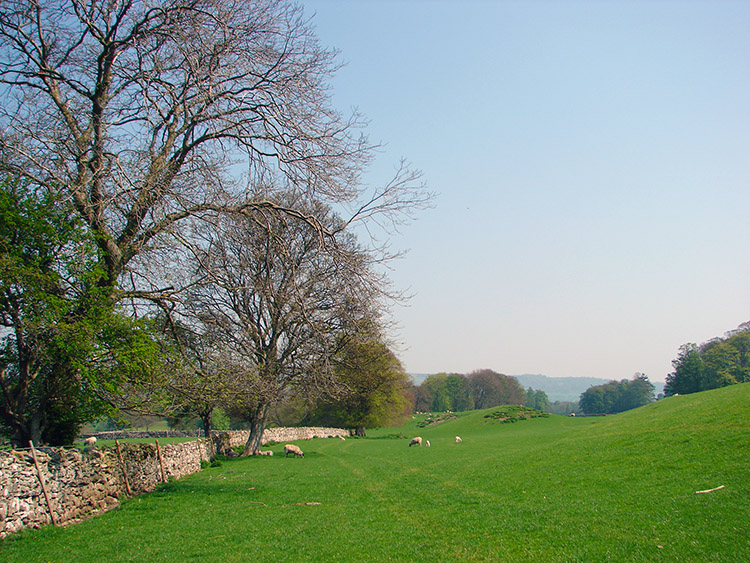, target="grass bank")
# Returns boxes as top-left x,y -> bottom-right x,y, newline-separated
2,384 -> 748,562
